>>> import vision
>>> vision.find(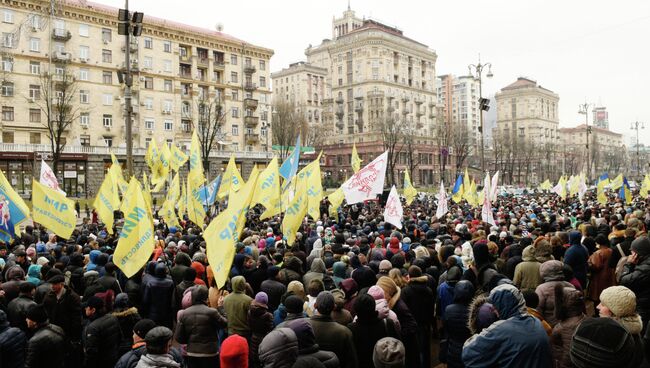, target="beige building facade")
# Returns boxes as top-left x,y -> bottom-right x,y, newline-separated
0,0 -> 273,196
559,124 -> 626,177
